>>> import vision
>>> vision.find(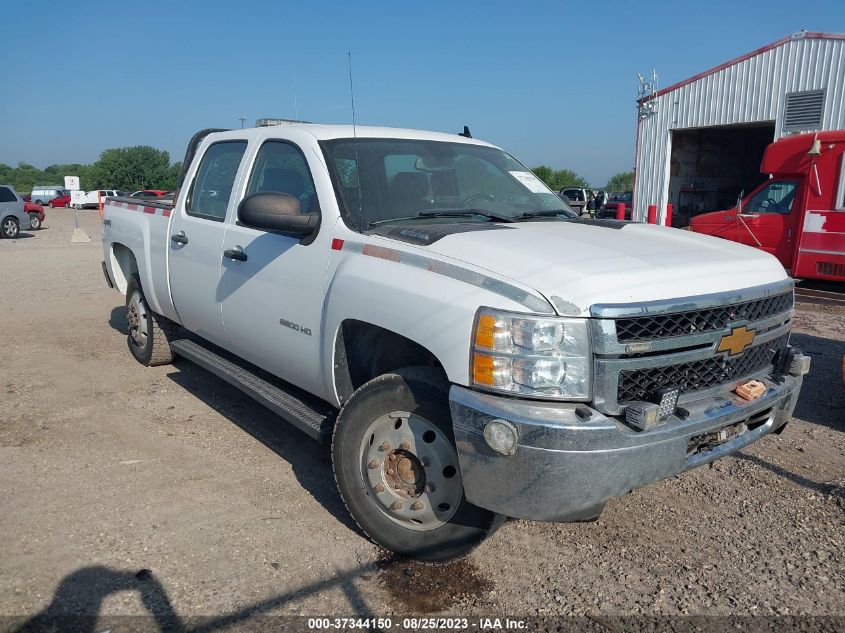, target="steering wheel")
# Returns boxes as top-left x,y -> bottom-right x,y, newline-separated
766,197 -> 785,211
461,193 -> 495,208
